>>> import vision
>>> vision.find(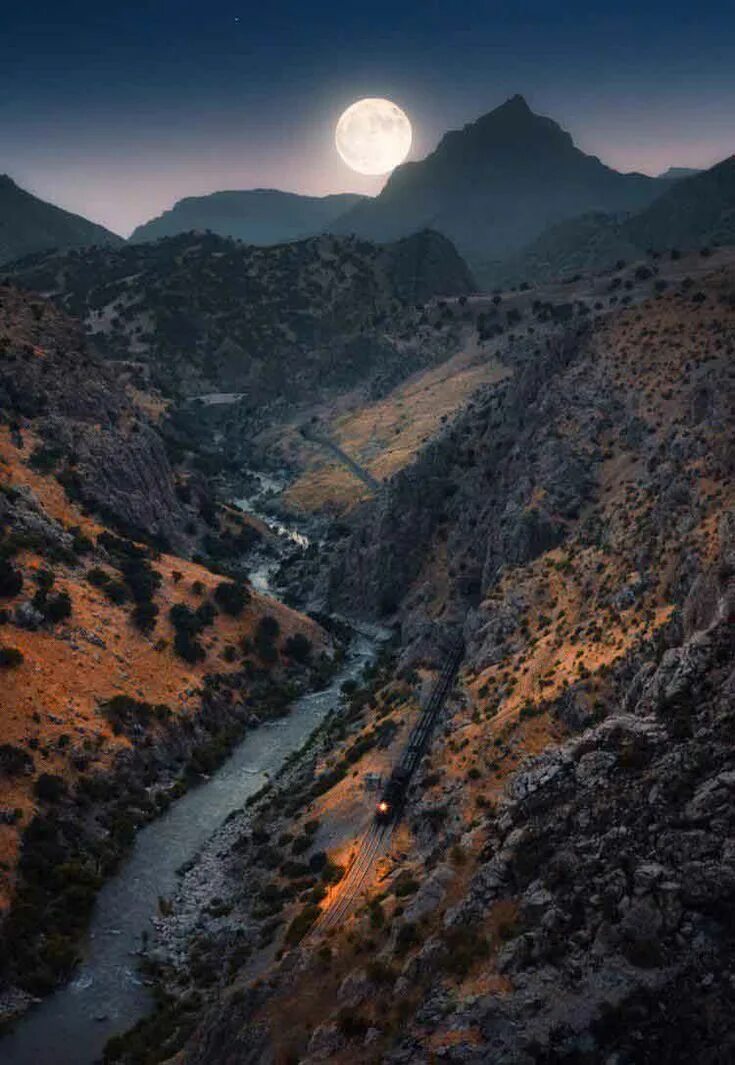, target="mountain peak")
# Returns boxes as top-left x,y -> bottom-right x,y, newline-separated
496,93 -> 532,114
